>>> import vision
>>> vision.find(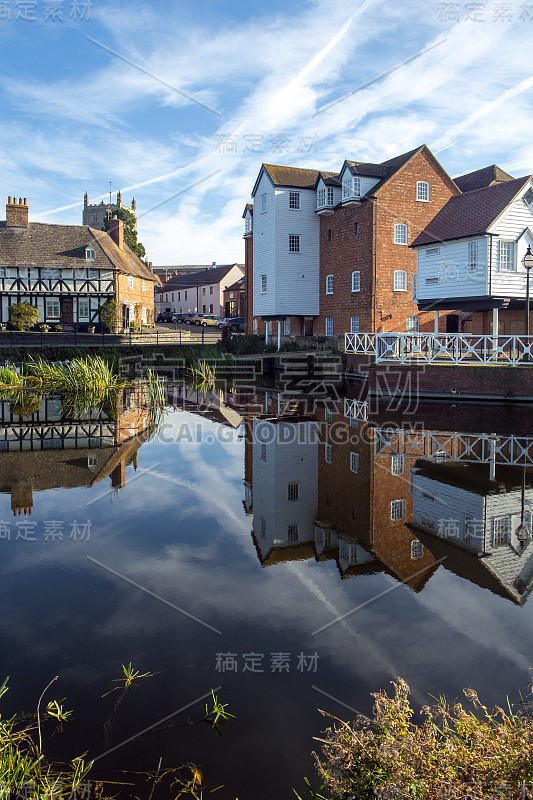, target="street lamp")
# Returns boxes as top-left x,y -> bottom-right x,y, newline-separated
522,245 -> 533,362
515,465 -> 530,552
